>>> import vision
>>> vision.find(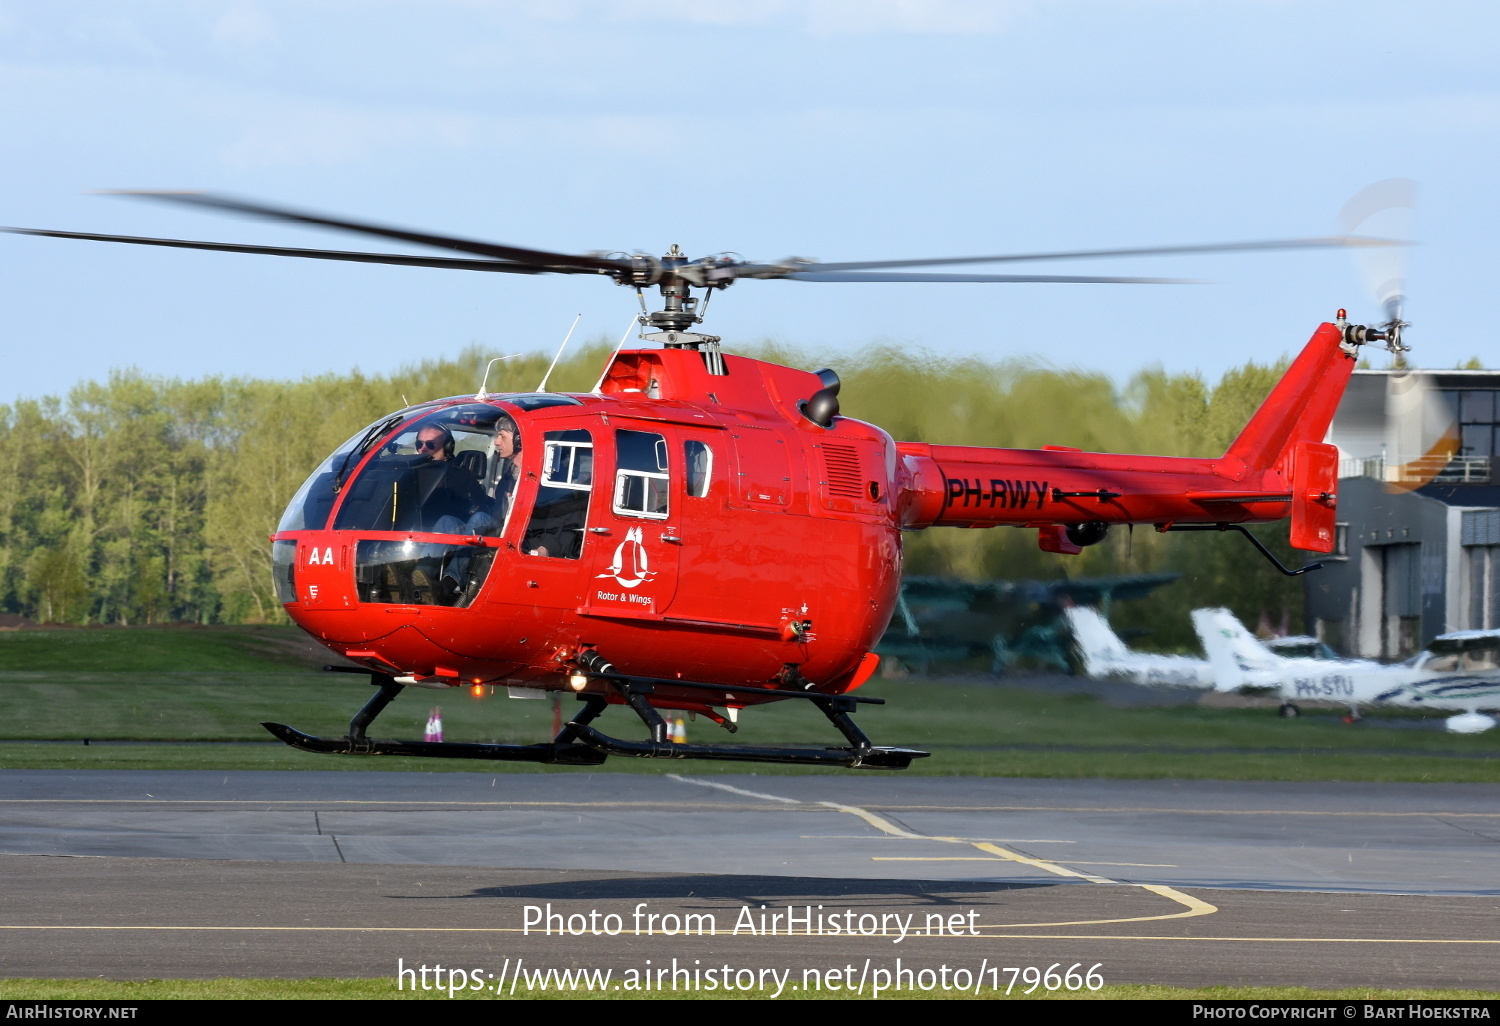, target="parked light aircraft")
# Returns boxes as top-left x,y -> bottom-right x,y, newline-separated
1062,606 -> 1215,688
1192,608 -> 1500,733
